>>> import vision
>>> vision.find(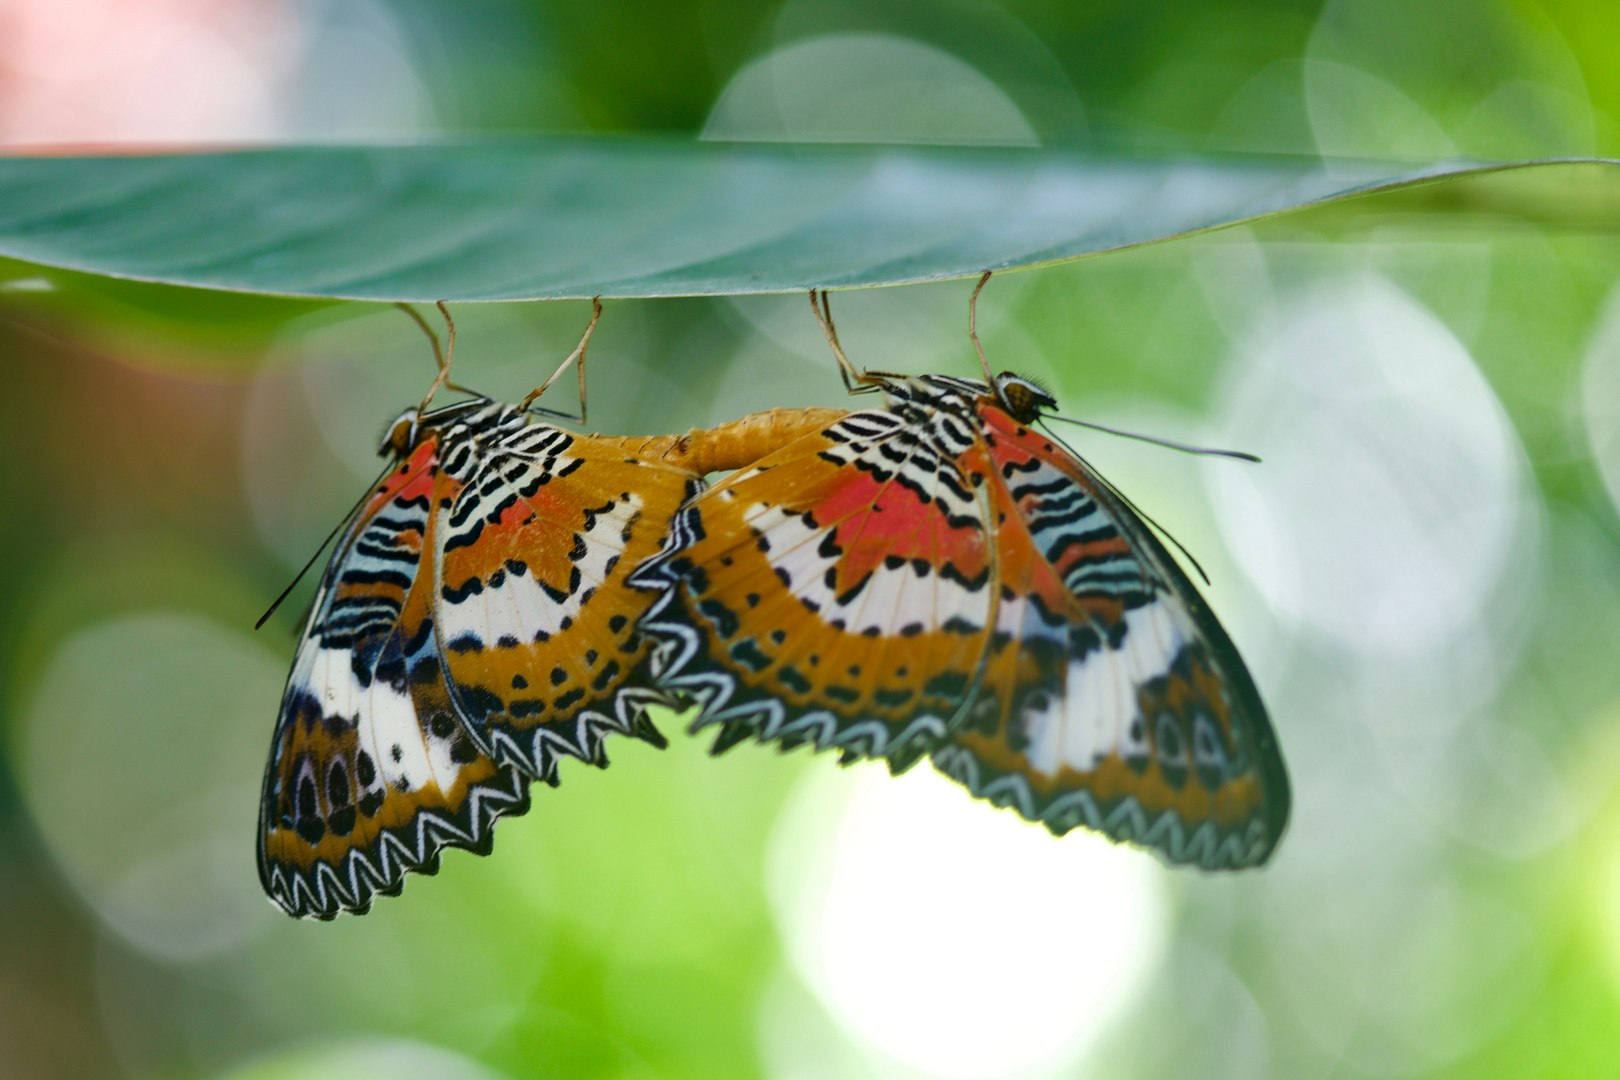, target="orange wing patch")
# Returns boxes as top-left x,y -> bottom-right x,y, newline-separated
431,423 -> 703,779
631,373 -> 1289,869
633,408 -> 1001,767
